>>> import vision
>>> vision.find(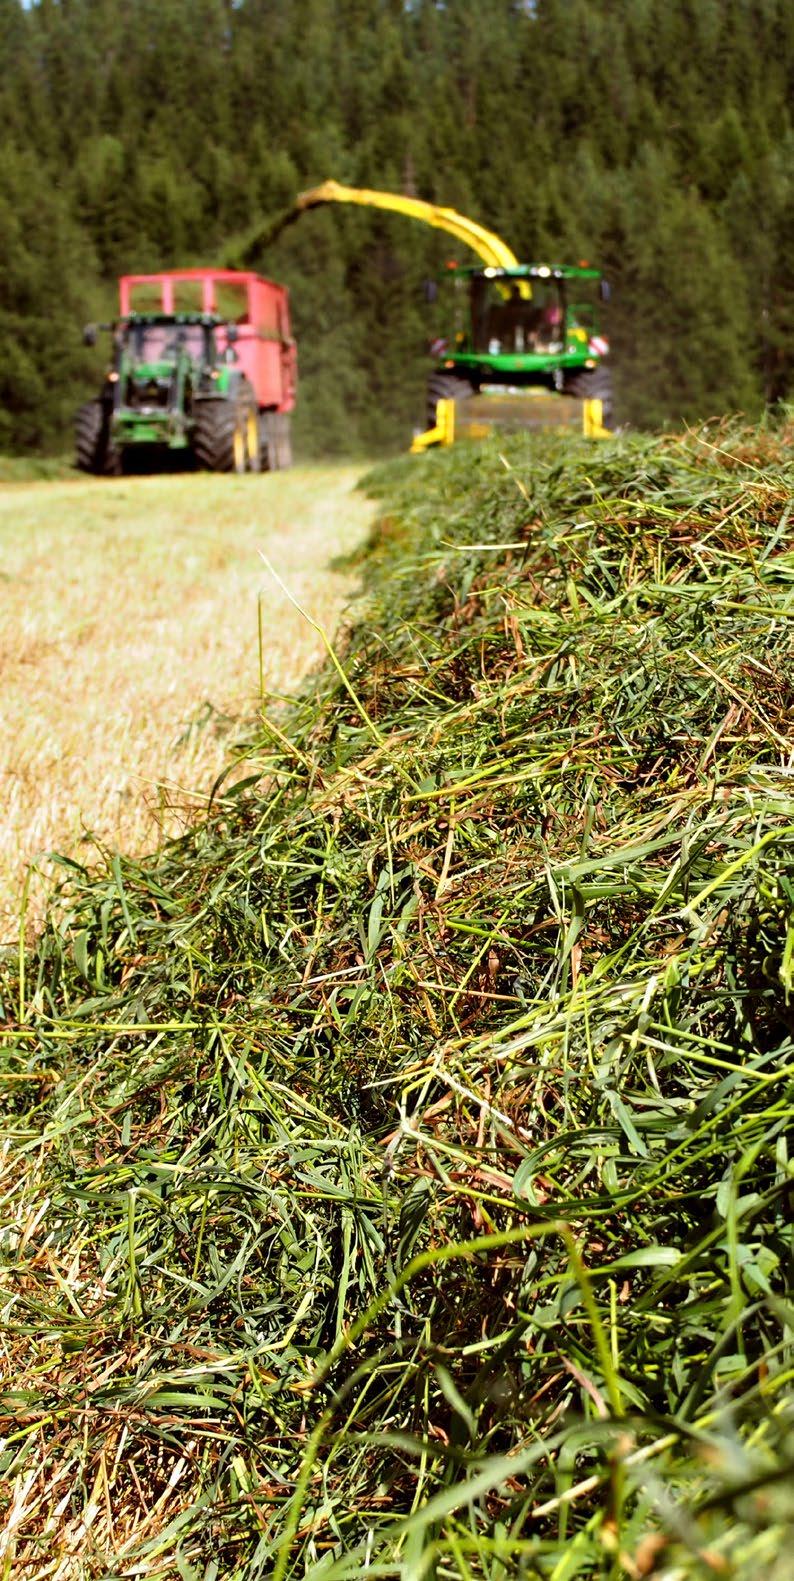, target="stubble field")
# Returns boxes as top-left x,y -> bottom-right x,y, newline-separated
0,465 -> 372,939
